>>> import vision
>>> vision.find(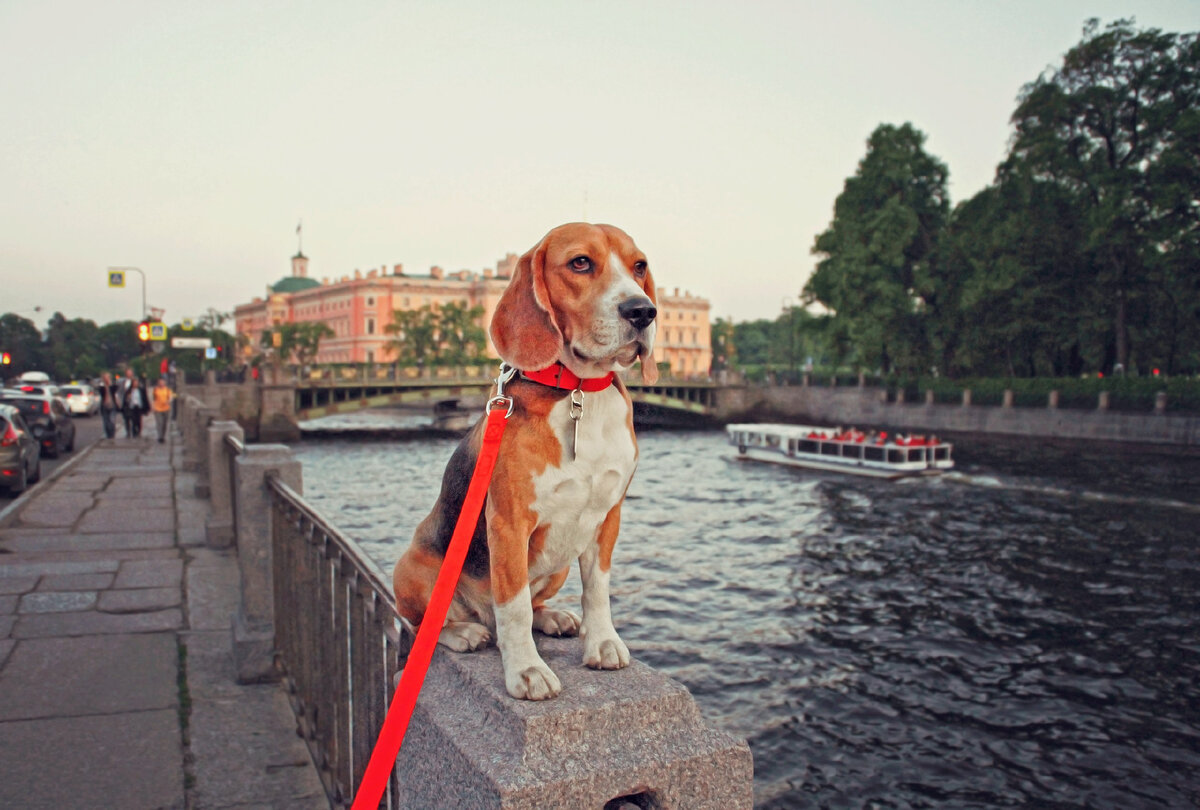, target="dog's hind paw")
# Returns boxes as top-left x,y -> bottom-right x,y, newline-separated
532,607 -> 581,637
438,621 -> 491,652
